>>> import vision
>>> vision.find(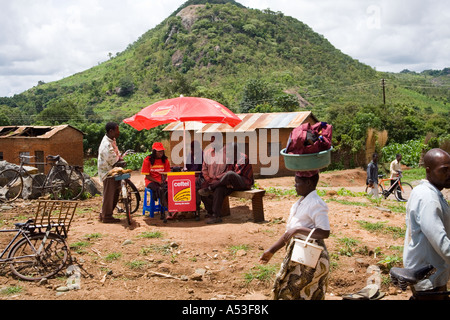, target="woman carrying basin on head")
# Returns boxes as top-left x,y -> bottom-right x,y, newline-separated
259,171 -> 331,300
